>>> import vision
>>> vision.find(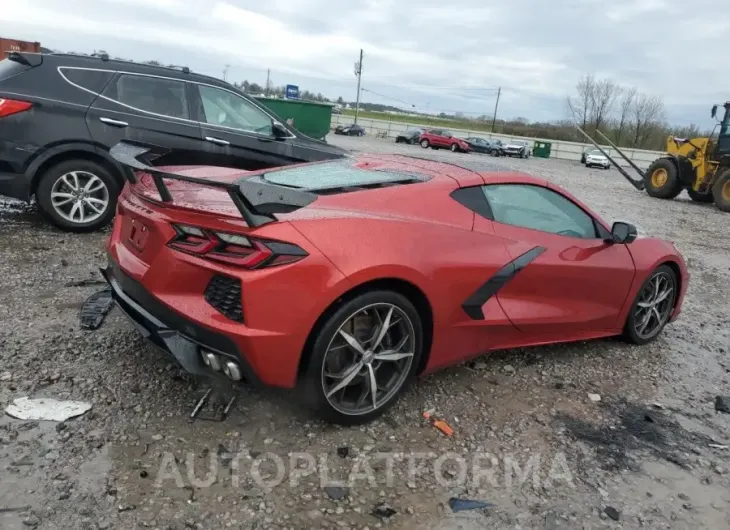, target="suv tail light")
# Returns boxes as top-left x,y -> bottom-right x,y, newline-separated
0,98 -> 32,118
168,224 -> 308,269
